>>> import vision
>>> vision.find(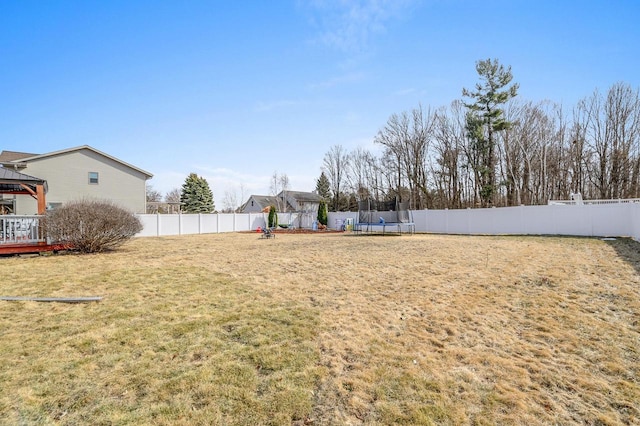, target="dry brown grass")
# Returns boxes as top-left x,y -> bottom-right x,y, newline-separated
1,233 -> 639,425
